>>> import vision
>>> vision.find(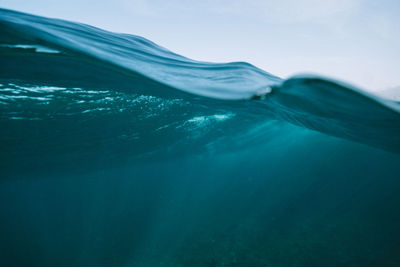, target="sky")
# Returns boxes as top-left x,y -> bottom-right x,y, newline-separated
1,0 -> 399,92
